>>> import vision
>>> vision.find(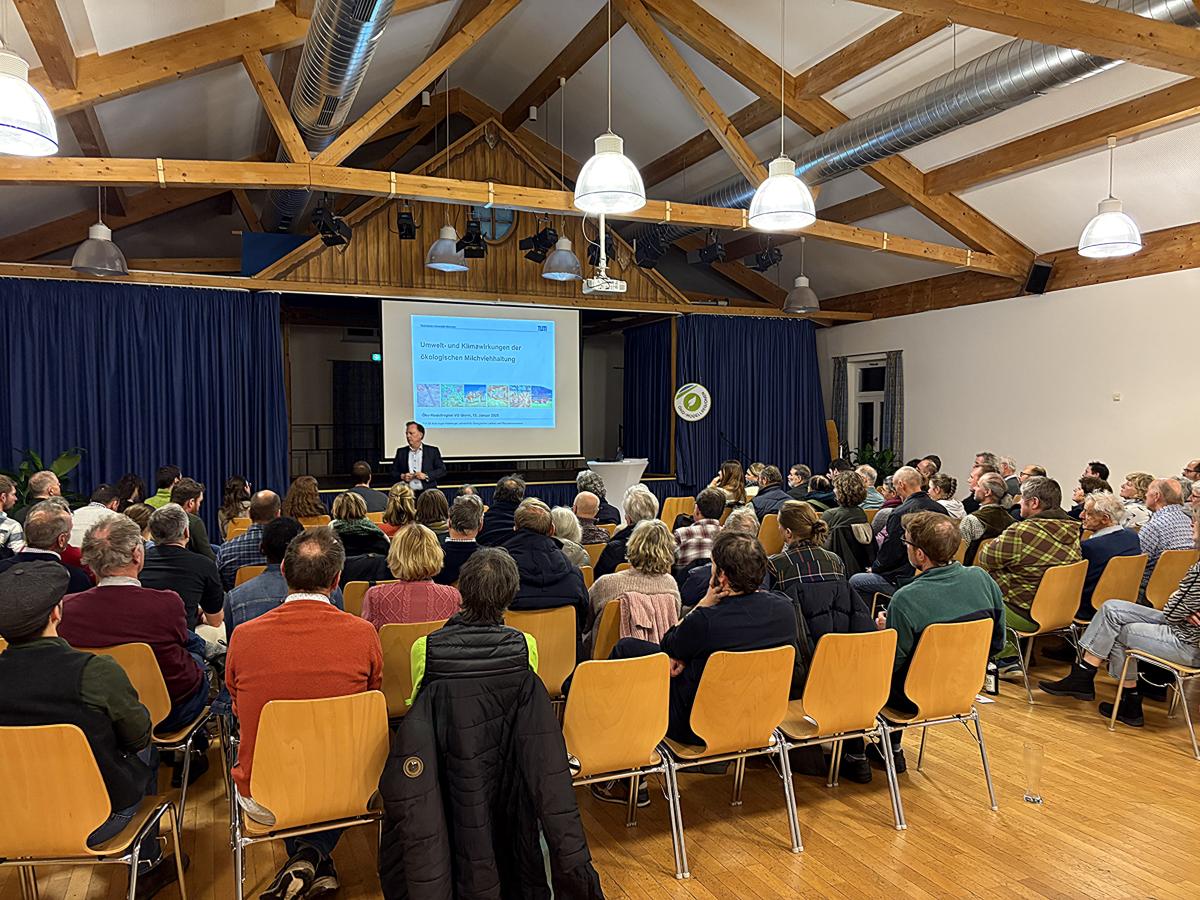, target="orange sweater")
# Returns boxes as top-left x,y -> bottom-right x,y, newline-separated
226,599 -> 383,798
